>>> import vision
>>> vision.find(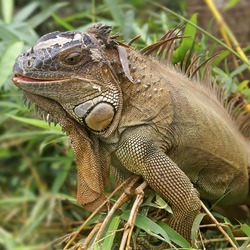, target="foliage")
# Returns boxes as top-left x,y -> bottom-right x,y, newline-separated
0,0 -> 249,249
